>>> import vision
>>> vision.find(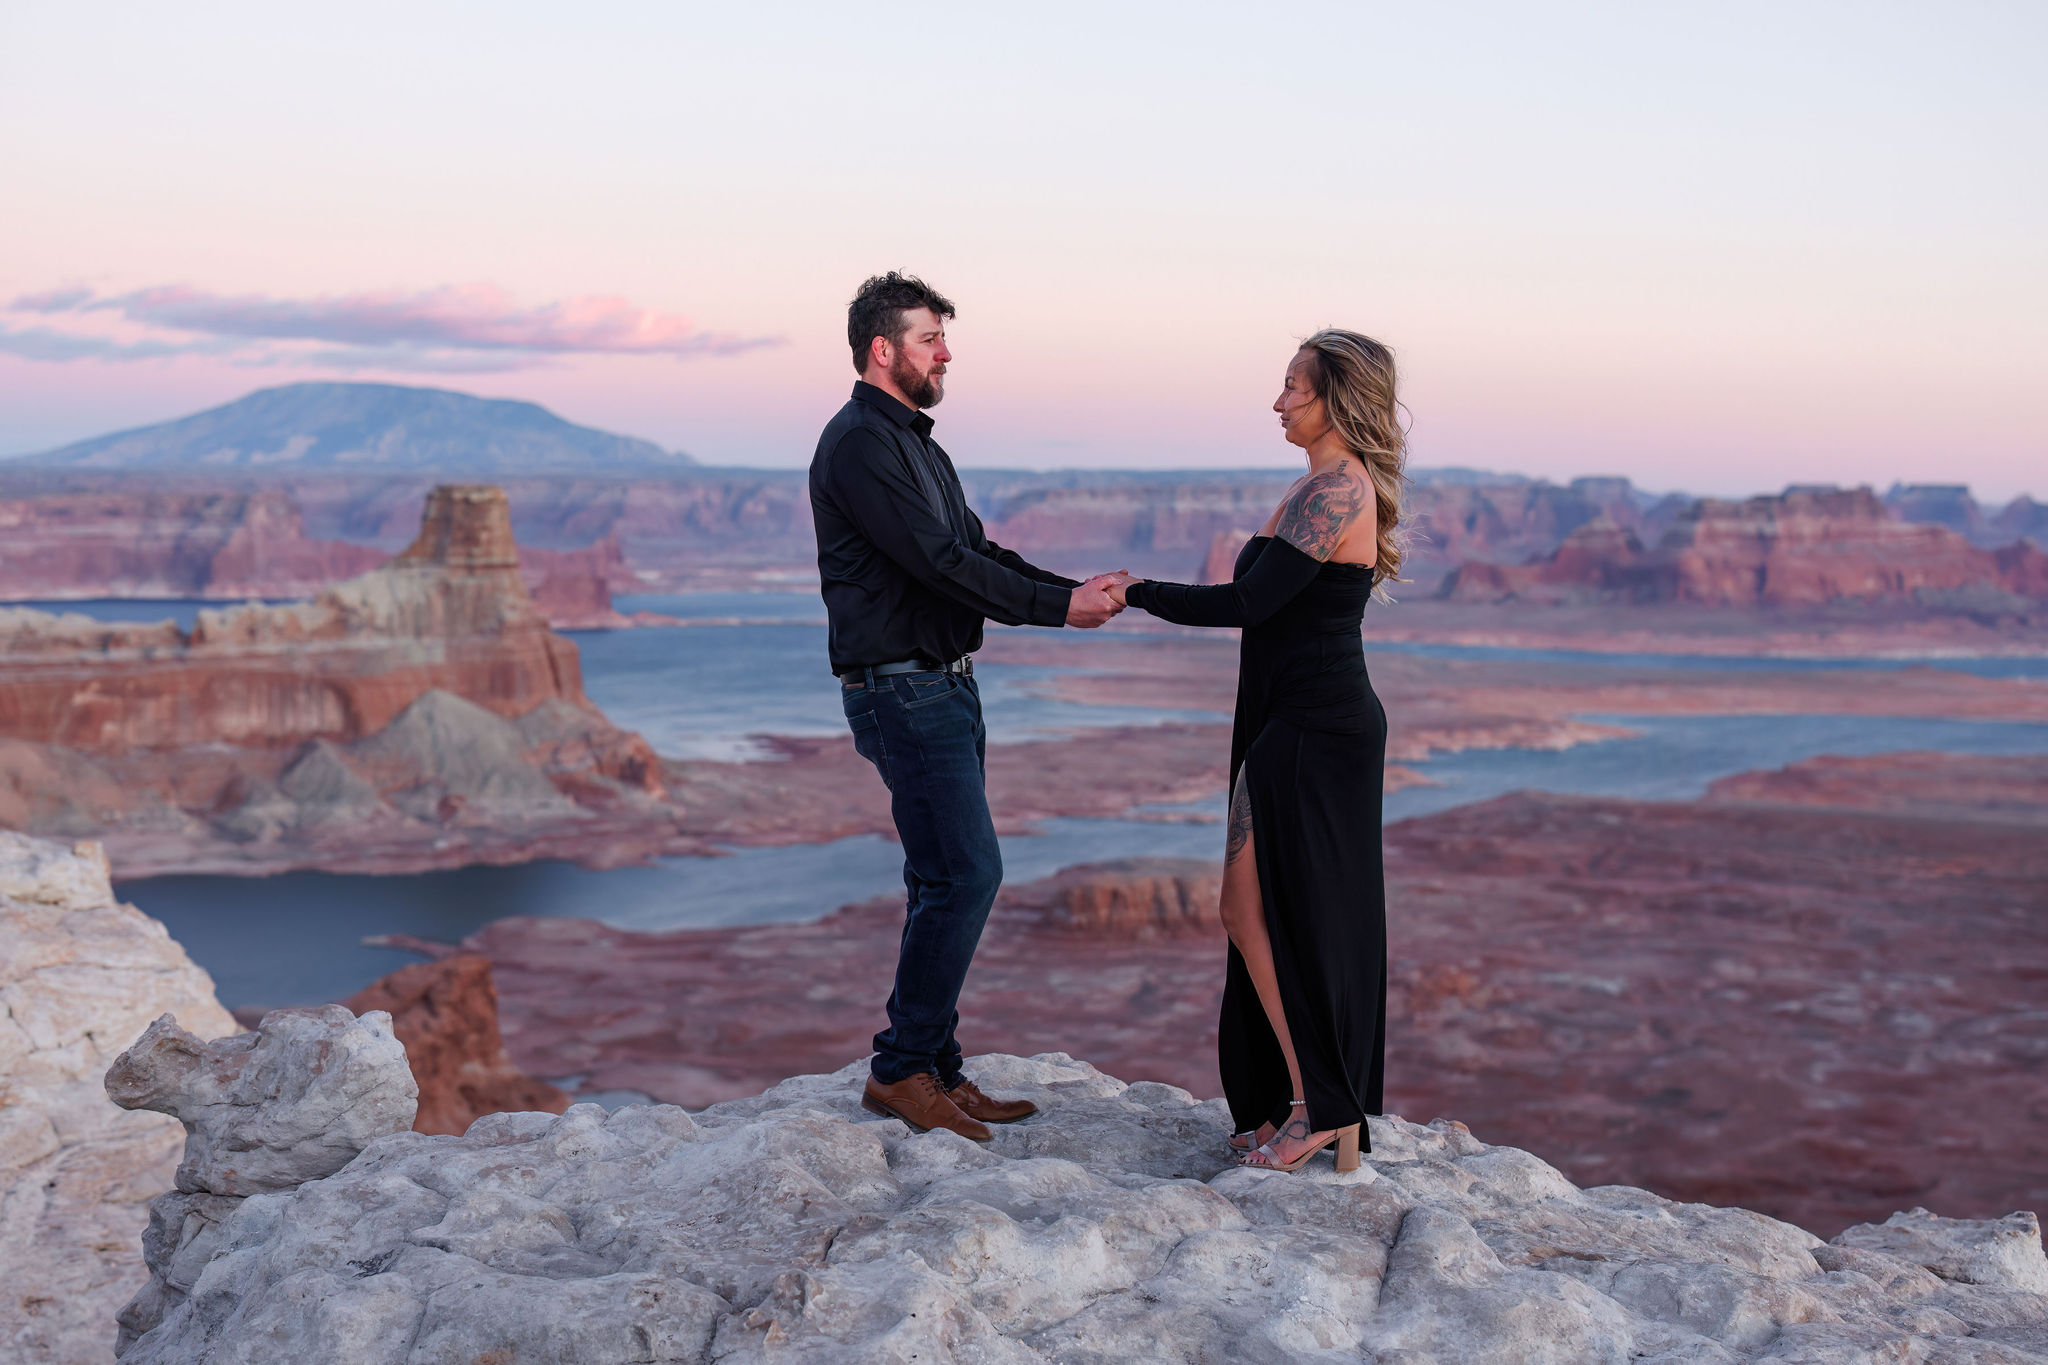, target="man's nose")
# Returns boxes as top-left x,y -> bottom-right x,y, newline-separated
935,344 -> 952,362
